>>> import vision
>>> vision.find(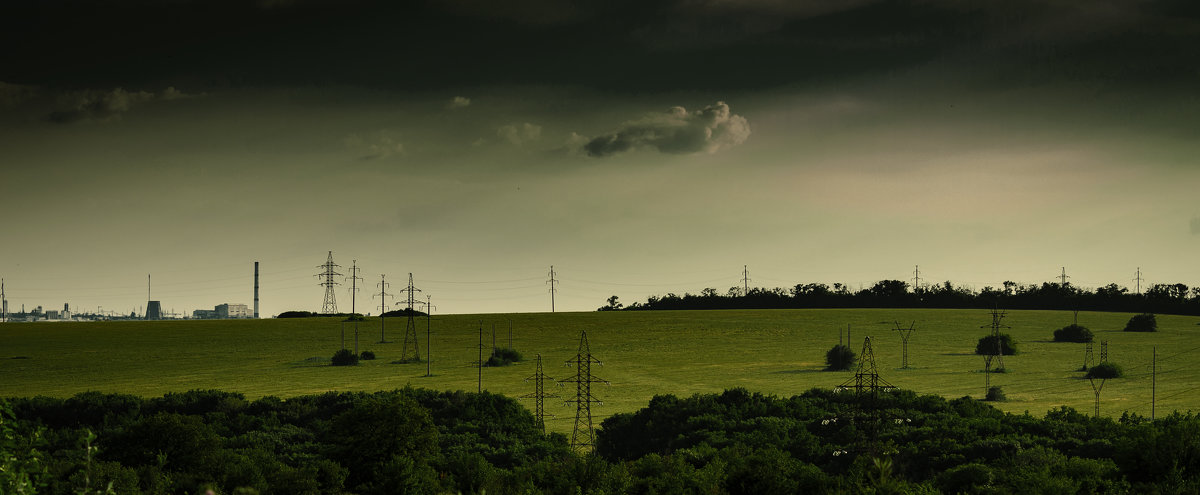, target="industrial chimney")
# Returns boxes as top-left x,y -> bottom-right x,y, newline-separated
254,261 -> 260,319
